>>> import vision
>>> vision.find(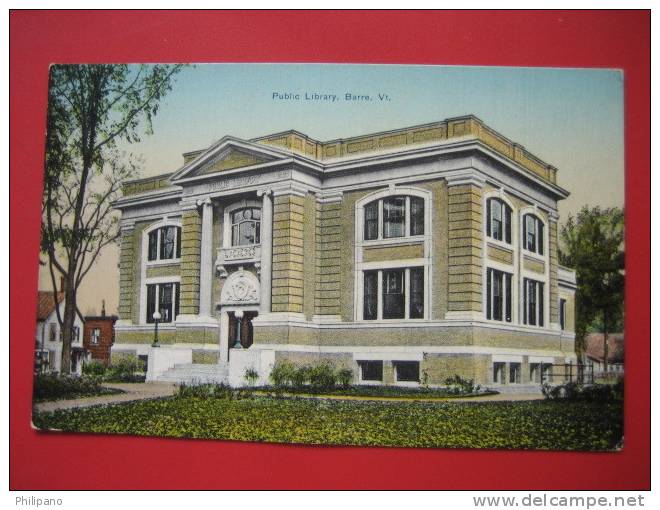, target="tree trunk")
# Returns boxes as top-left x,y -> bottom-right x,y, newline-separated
603,313 -> 609,373
59,272 -> 77,375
